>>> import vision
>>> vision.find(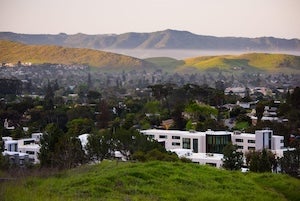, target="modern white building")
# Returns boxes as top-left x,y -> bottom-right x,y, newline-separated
140,129 -> 285,167
2,133 -> 42,164
17,138 -> 40,164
